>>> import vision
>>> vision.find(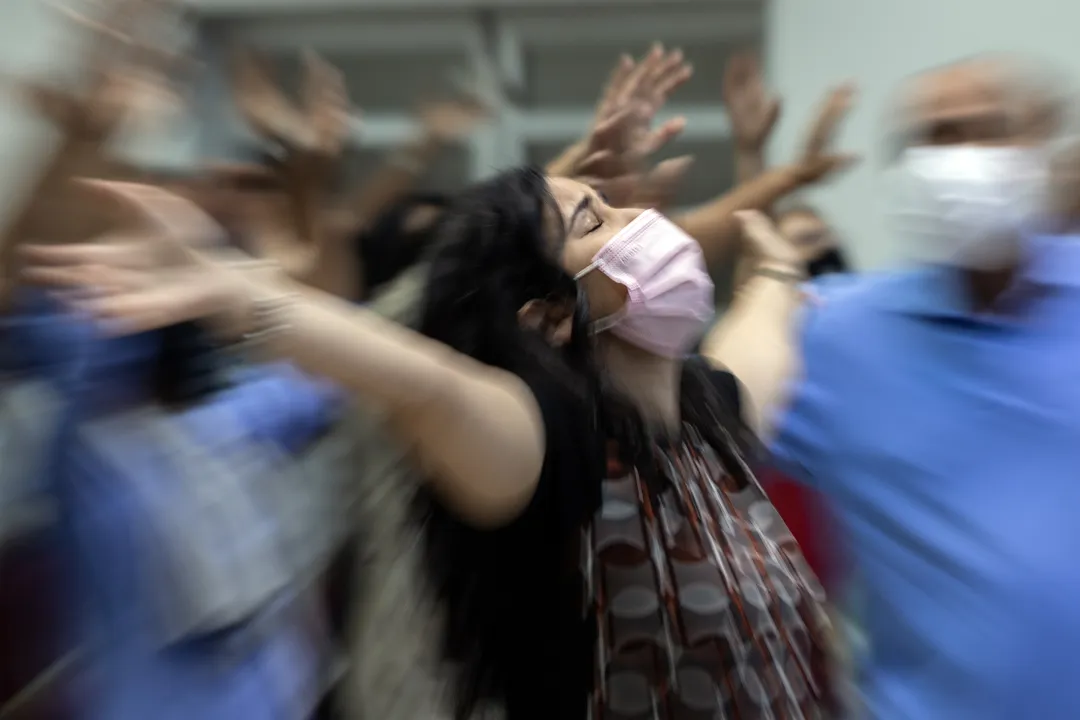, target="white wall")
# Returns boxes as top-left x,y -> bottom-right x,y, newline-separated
767,0 -> 1080,269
